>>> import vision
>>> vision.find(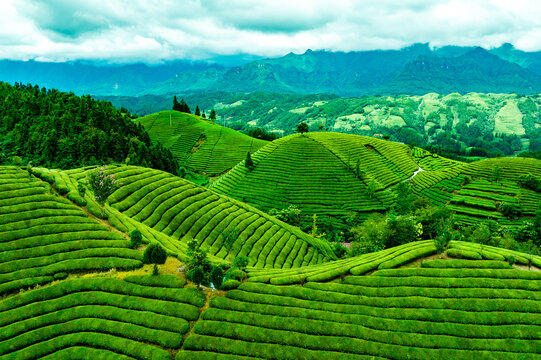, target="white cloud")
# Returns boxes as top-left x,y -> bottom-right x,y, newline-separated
1,0 -> 541,63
